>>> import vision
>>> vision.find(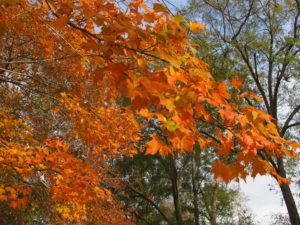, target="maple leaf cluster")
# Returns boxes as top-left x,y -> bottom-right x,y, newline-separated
0,0 -> 299,224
